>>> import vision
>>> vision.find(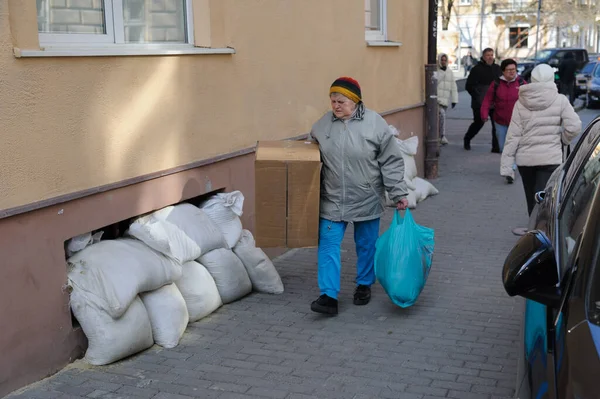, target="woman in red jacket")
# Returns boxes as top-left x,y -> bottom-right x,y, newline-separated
481,58 -> 525,183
